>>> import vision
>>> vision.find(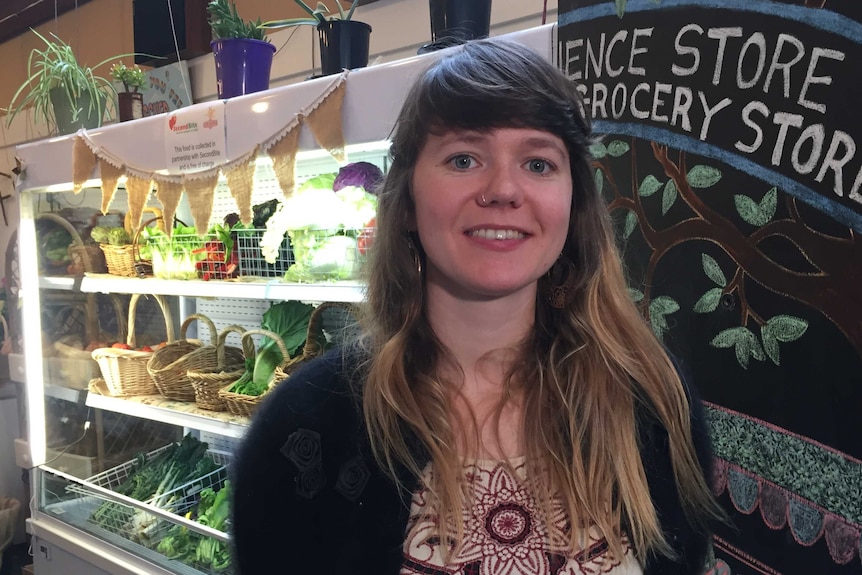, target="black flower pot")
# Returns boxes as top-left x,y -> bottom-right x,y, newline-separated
420,0 -> 492,53
318,20 -> 372,77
